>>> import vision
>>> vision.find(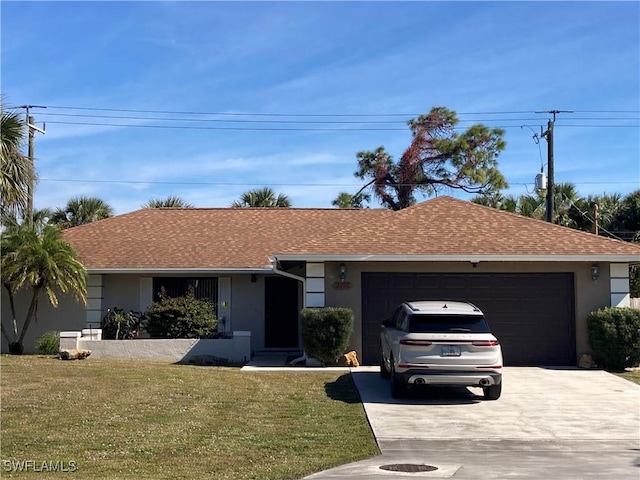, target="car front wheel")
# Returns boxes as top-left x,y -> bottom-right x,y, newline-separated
483,383 -> 502,400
